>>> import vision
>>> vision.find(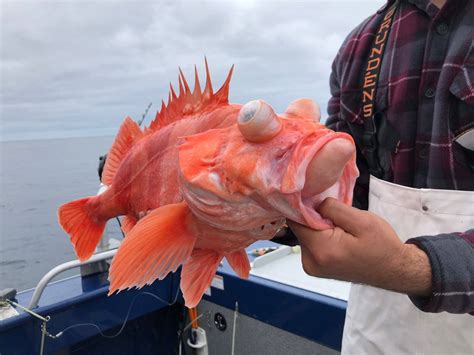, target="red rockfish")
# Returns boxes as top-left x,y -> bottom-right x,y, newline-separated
58,61 -> 358,307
